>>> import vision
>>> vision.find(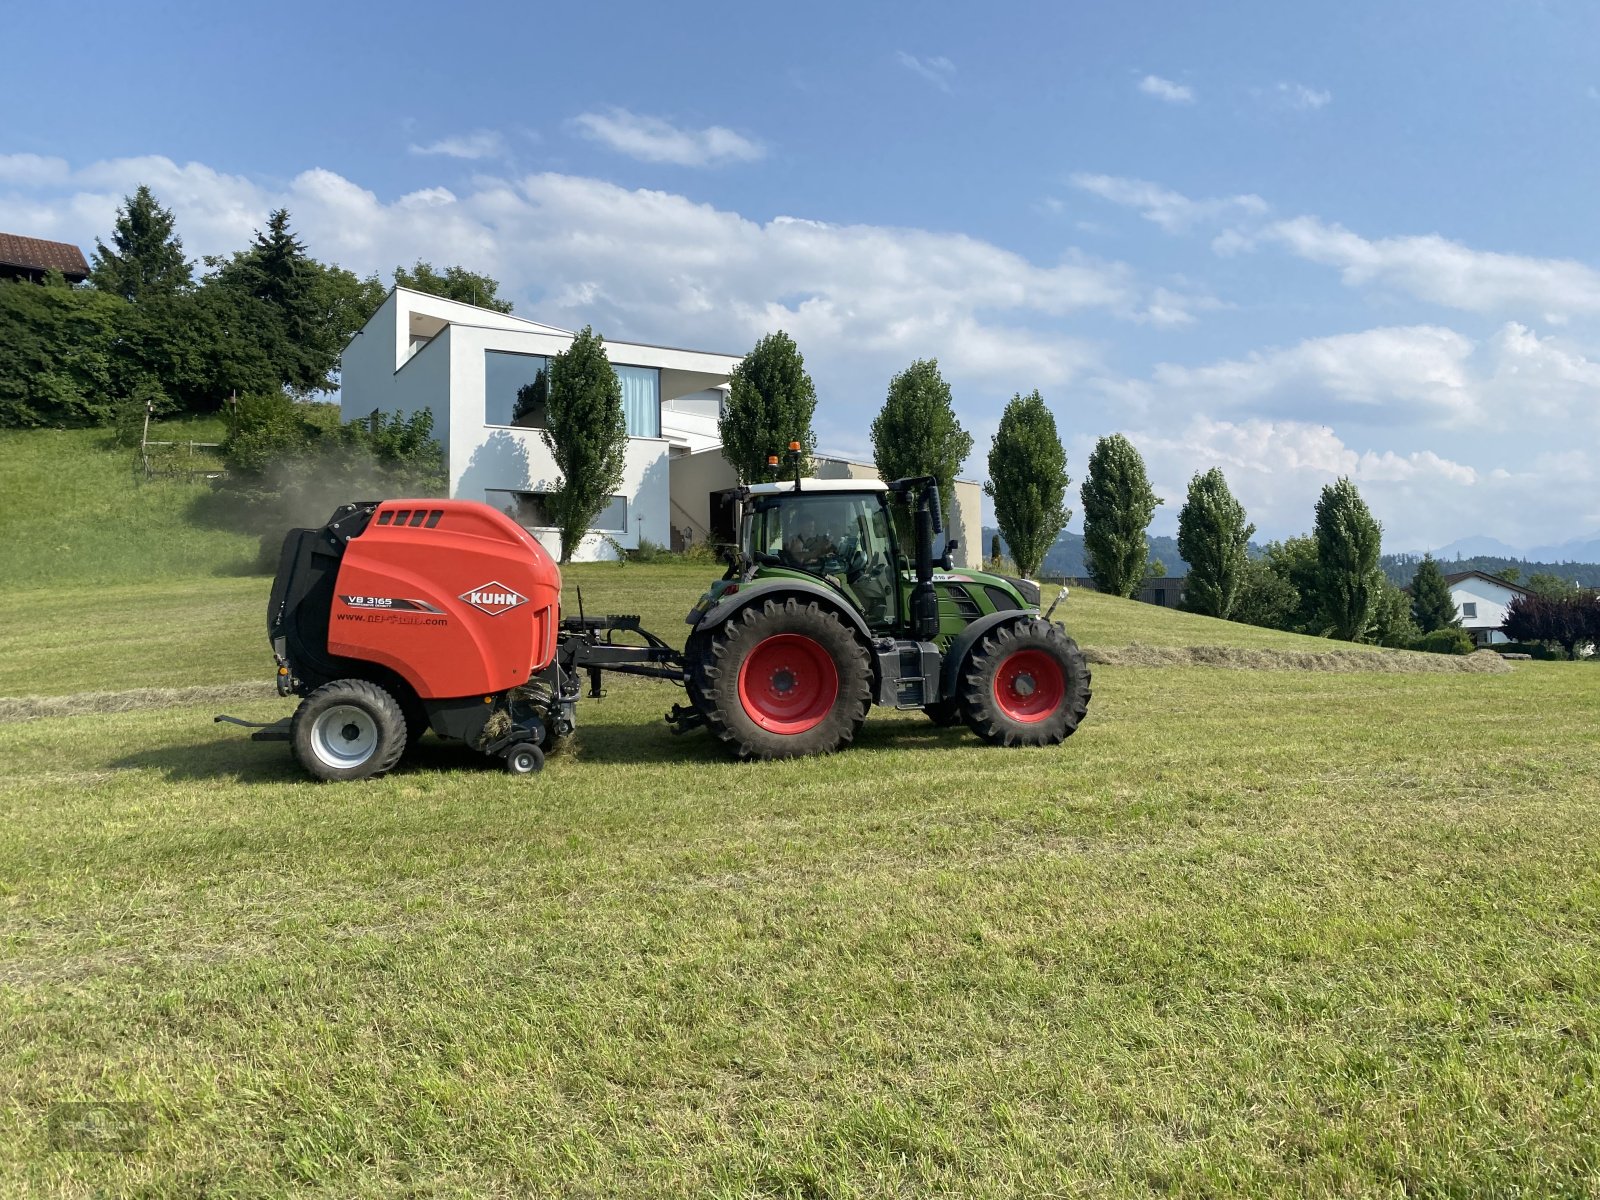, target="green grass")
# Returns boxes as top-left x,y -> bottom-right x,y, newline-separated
0,423 -> 258,589
3,551 -> 1600,1195
2,659 -> 1598,1196
4,442 -> 1594,1195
